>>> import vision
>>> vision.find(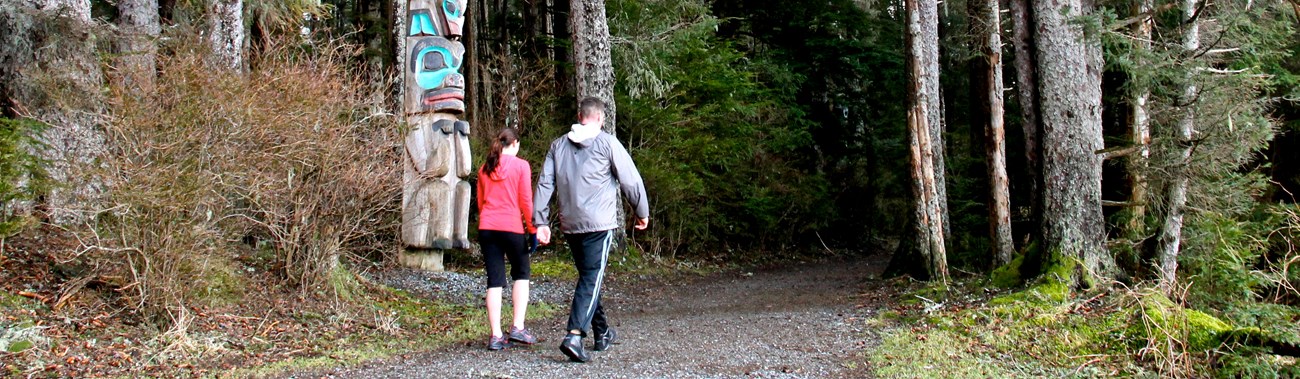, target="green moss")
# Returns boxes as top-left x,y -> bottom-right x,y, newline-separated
0,291 -> 44,312
187,256 -> 247,306
326,264 -> 361,301
530,253 -> 578,281
870,328 -> 1023,378
1185,310 -> 1232,348
1133,292 -> 1233,351
990,253 -> 1025,288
